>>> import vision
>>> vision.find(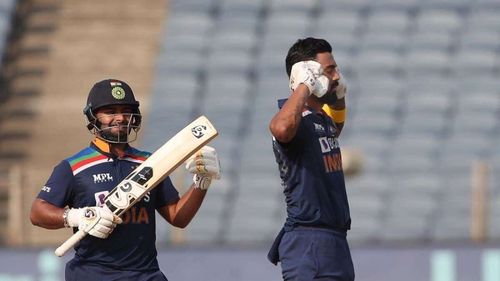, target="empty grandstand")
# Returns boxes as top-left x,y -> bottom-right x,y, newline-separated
0,0 -> 498,270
